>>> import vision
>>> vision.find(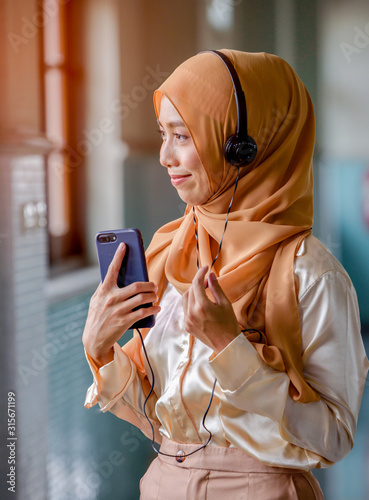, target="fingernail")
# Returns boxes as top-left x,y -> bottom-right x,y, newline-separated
119,242 -> 125,250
